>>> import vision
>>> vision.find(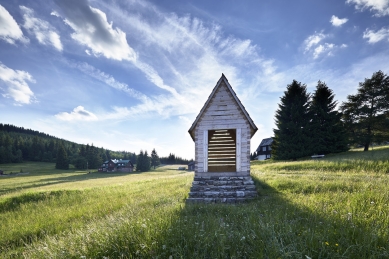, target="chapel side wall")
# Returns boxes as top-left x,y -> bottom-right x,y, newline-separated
240,126 -> 251,173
